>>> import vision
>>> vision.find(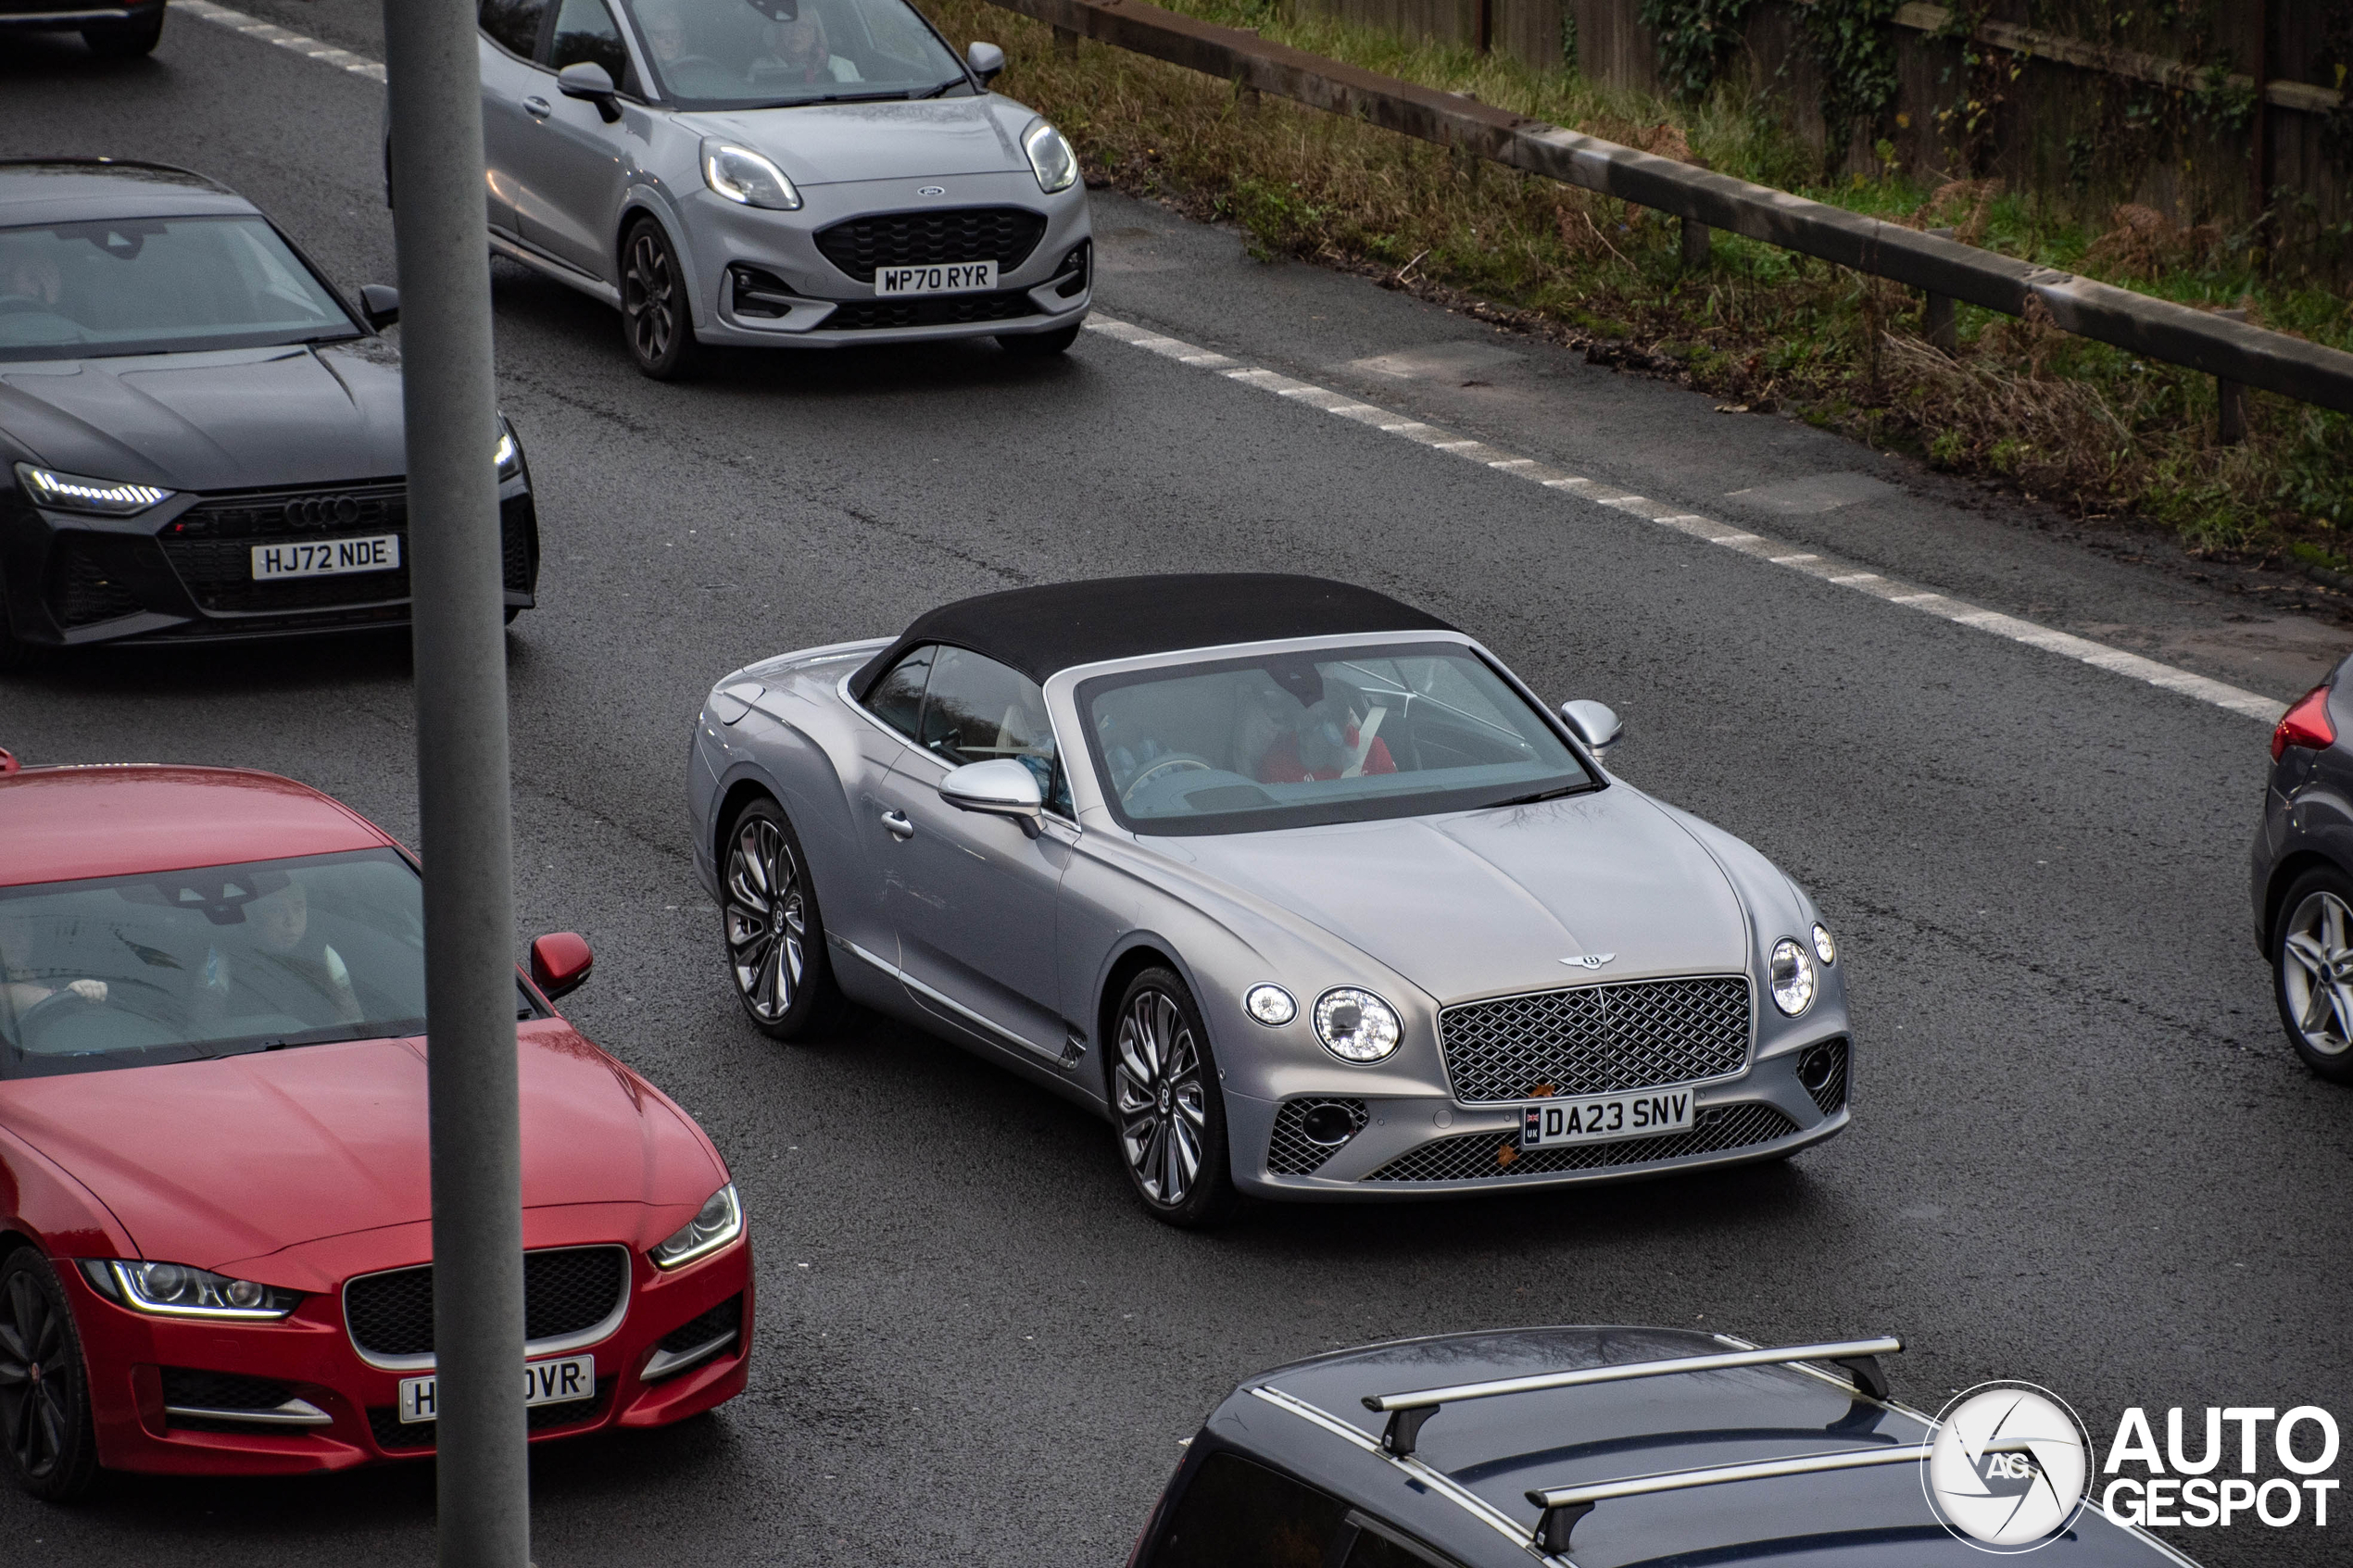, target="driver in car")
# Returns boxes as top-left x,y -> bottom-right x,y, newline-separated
1246,679 -> 1396,784
193,875 -> 364,1031
1,250 -> 63,312
754,9 -> 859,82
